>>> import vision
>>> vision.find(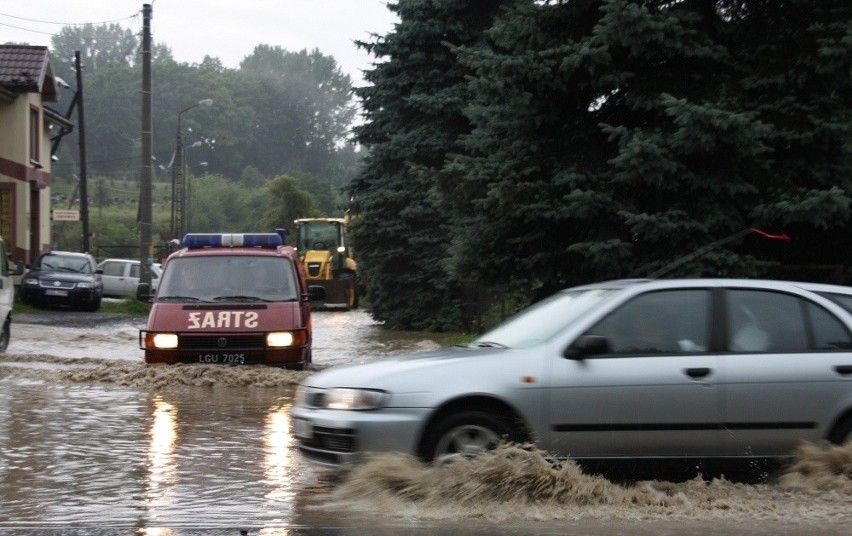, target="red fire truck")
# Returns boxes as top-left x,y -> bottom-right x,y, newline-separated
139,232 -> 325,369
